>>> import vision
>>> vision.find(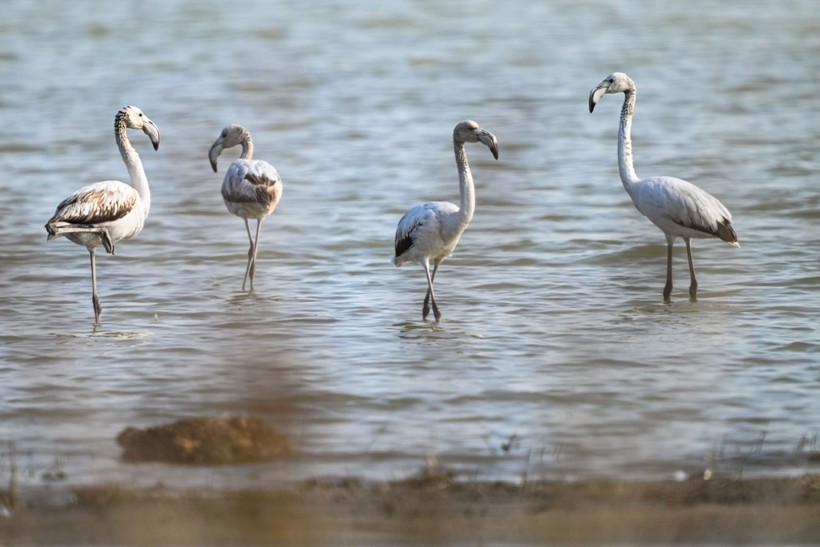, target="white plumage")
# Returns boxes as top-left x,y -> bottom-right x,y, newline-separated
394,120 -> 499,322
209,125 -> 282,292
45,105 -> 160,324
589,72 -> 738,302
